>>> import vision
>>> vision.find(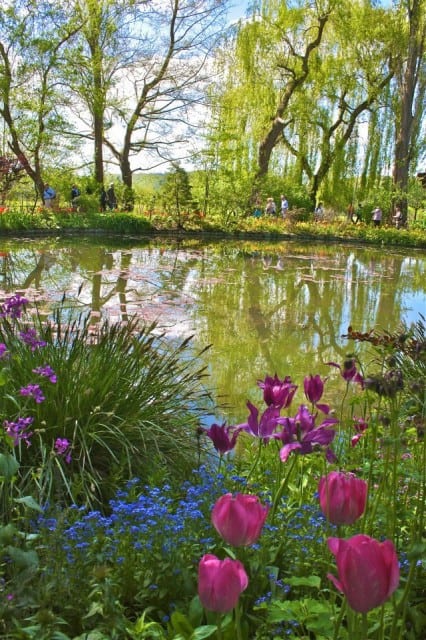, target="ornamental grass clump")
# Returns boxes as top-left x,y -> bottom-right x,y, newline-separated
0,294 -> 213,507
